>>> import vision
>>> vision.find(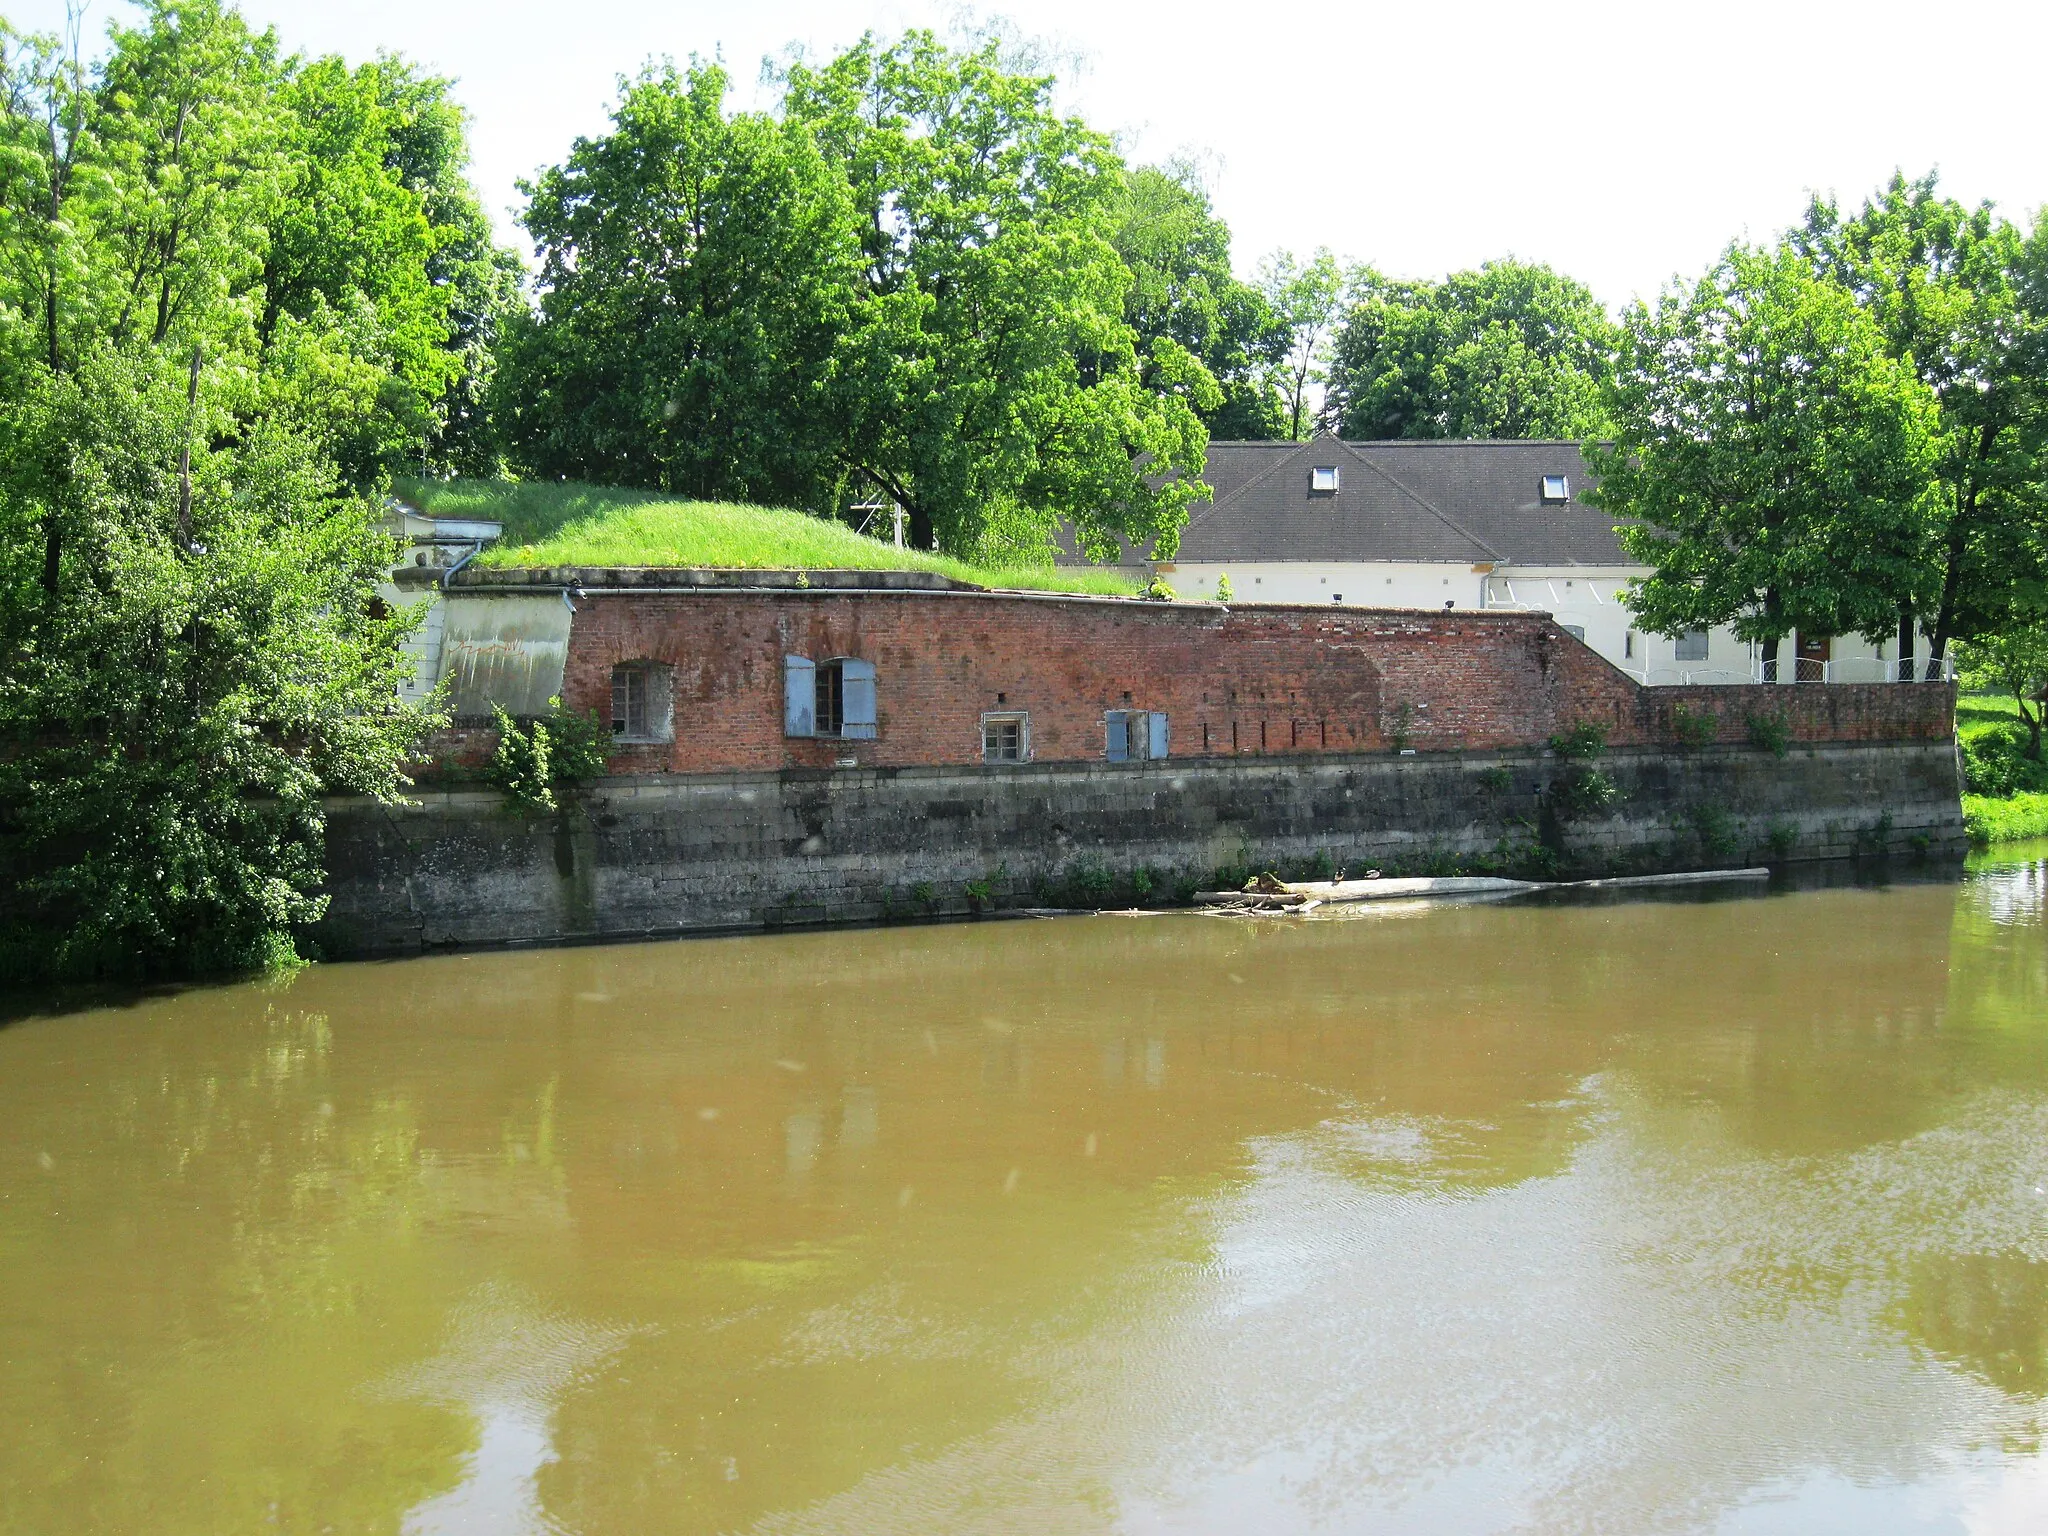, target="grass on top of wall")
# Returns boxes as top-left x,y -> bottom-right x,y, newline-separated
392,477 -> 1141,596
